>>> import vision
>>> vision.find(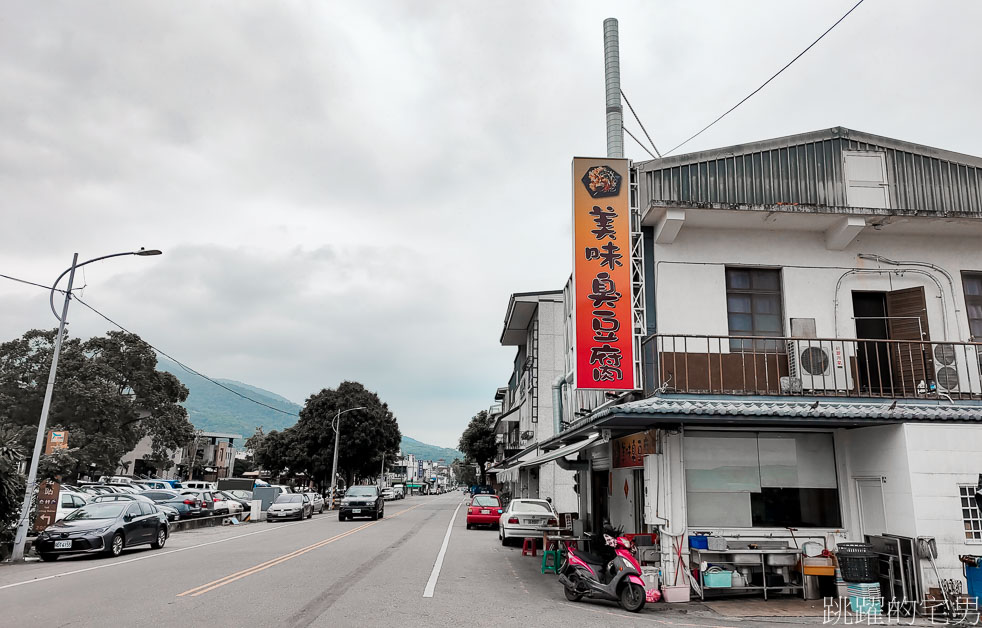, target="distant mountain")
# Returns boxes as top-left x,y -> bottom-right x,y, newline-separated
156,357 -> 462,461
156,357 -> 300,438
400,436 -> 463,463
